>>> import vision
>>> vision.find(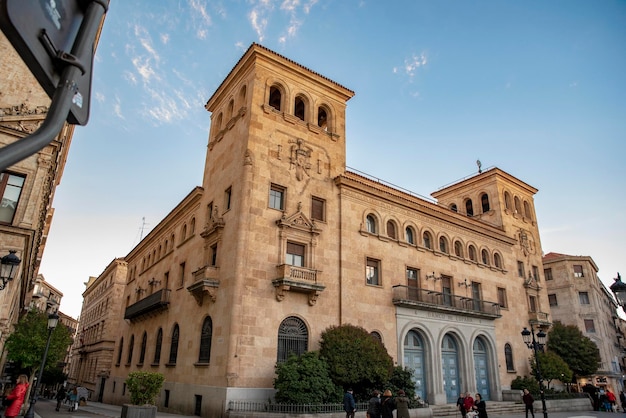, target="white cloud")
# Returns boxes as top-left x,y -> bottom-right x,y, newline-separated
249,9 -> 268,42
132,56 -> 157,83
123,70 -> 138,85
281,0 -> 299,12
189,0 -> 212,26
95,92 -> 105,103
160,33 -> 170,44
113,95 -> 124,119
